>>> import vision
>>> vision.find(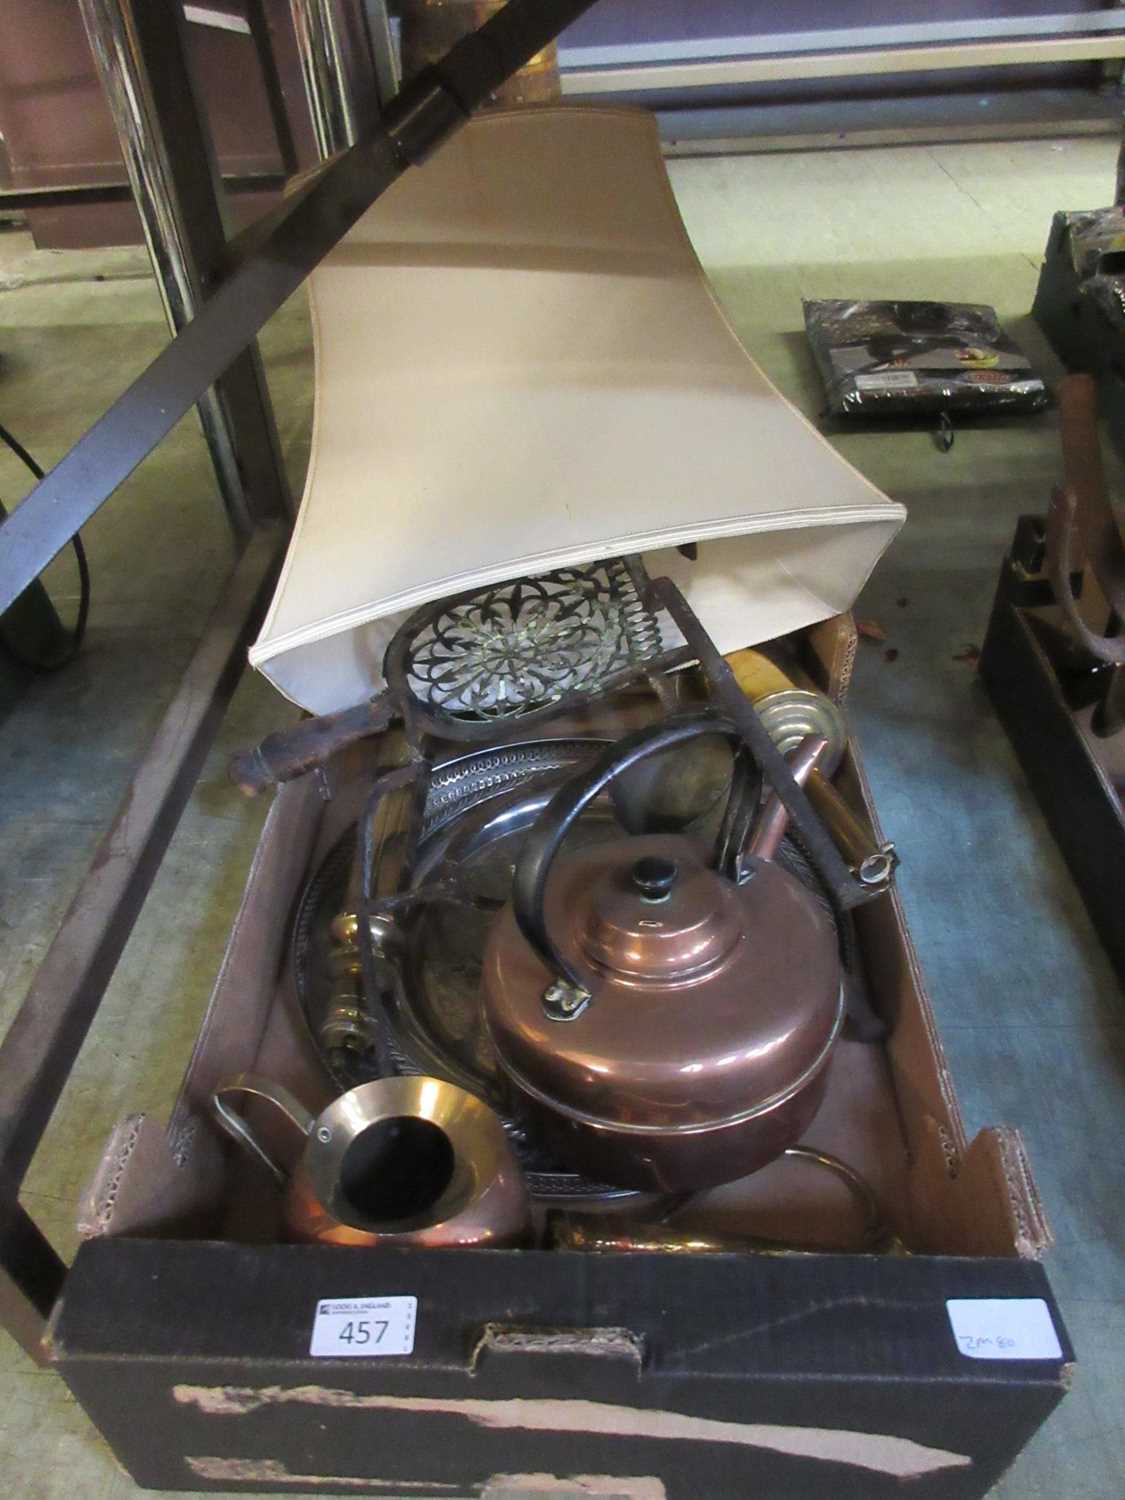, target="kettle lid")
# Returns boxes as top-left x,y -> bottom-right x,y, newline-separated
576,847 -> 744,986
483,833 -> 842,1130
